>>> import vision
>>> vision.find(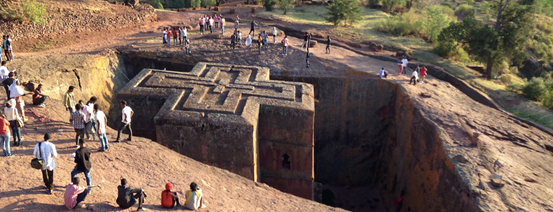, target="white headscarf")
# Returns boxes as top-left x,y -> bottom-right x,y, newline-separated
9,79 -> 24,98
246,35 -> 252,46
